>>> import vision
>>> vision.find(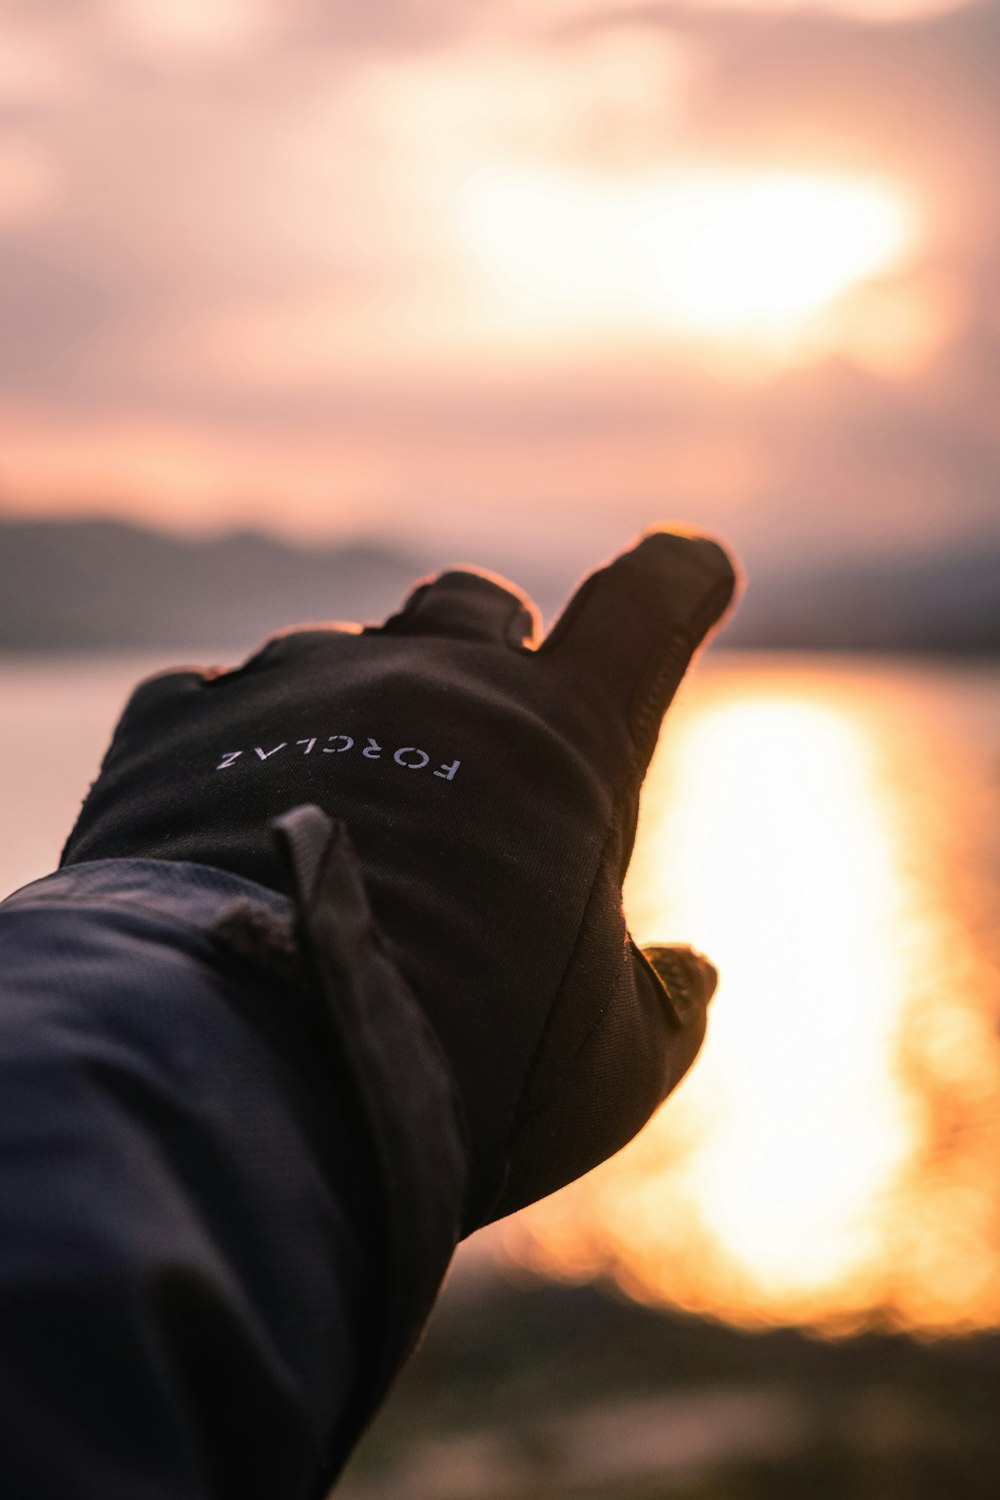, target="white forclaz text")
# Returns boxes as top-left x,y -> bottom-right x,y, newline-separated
215,735 -> 460,781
